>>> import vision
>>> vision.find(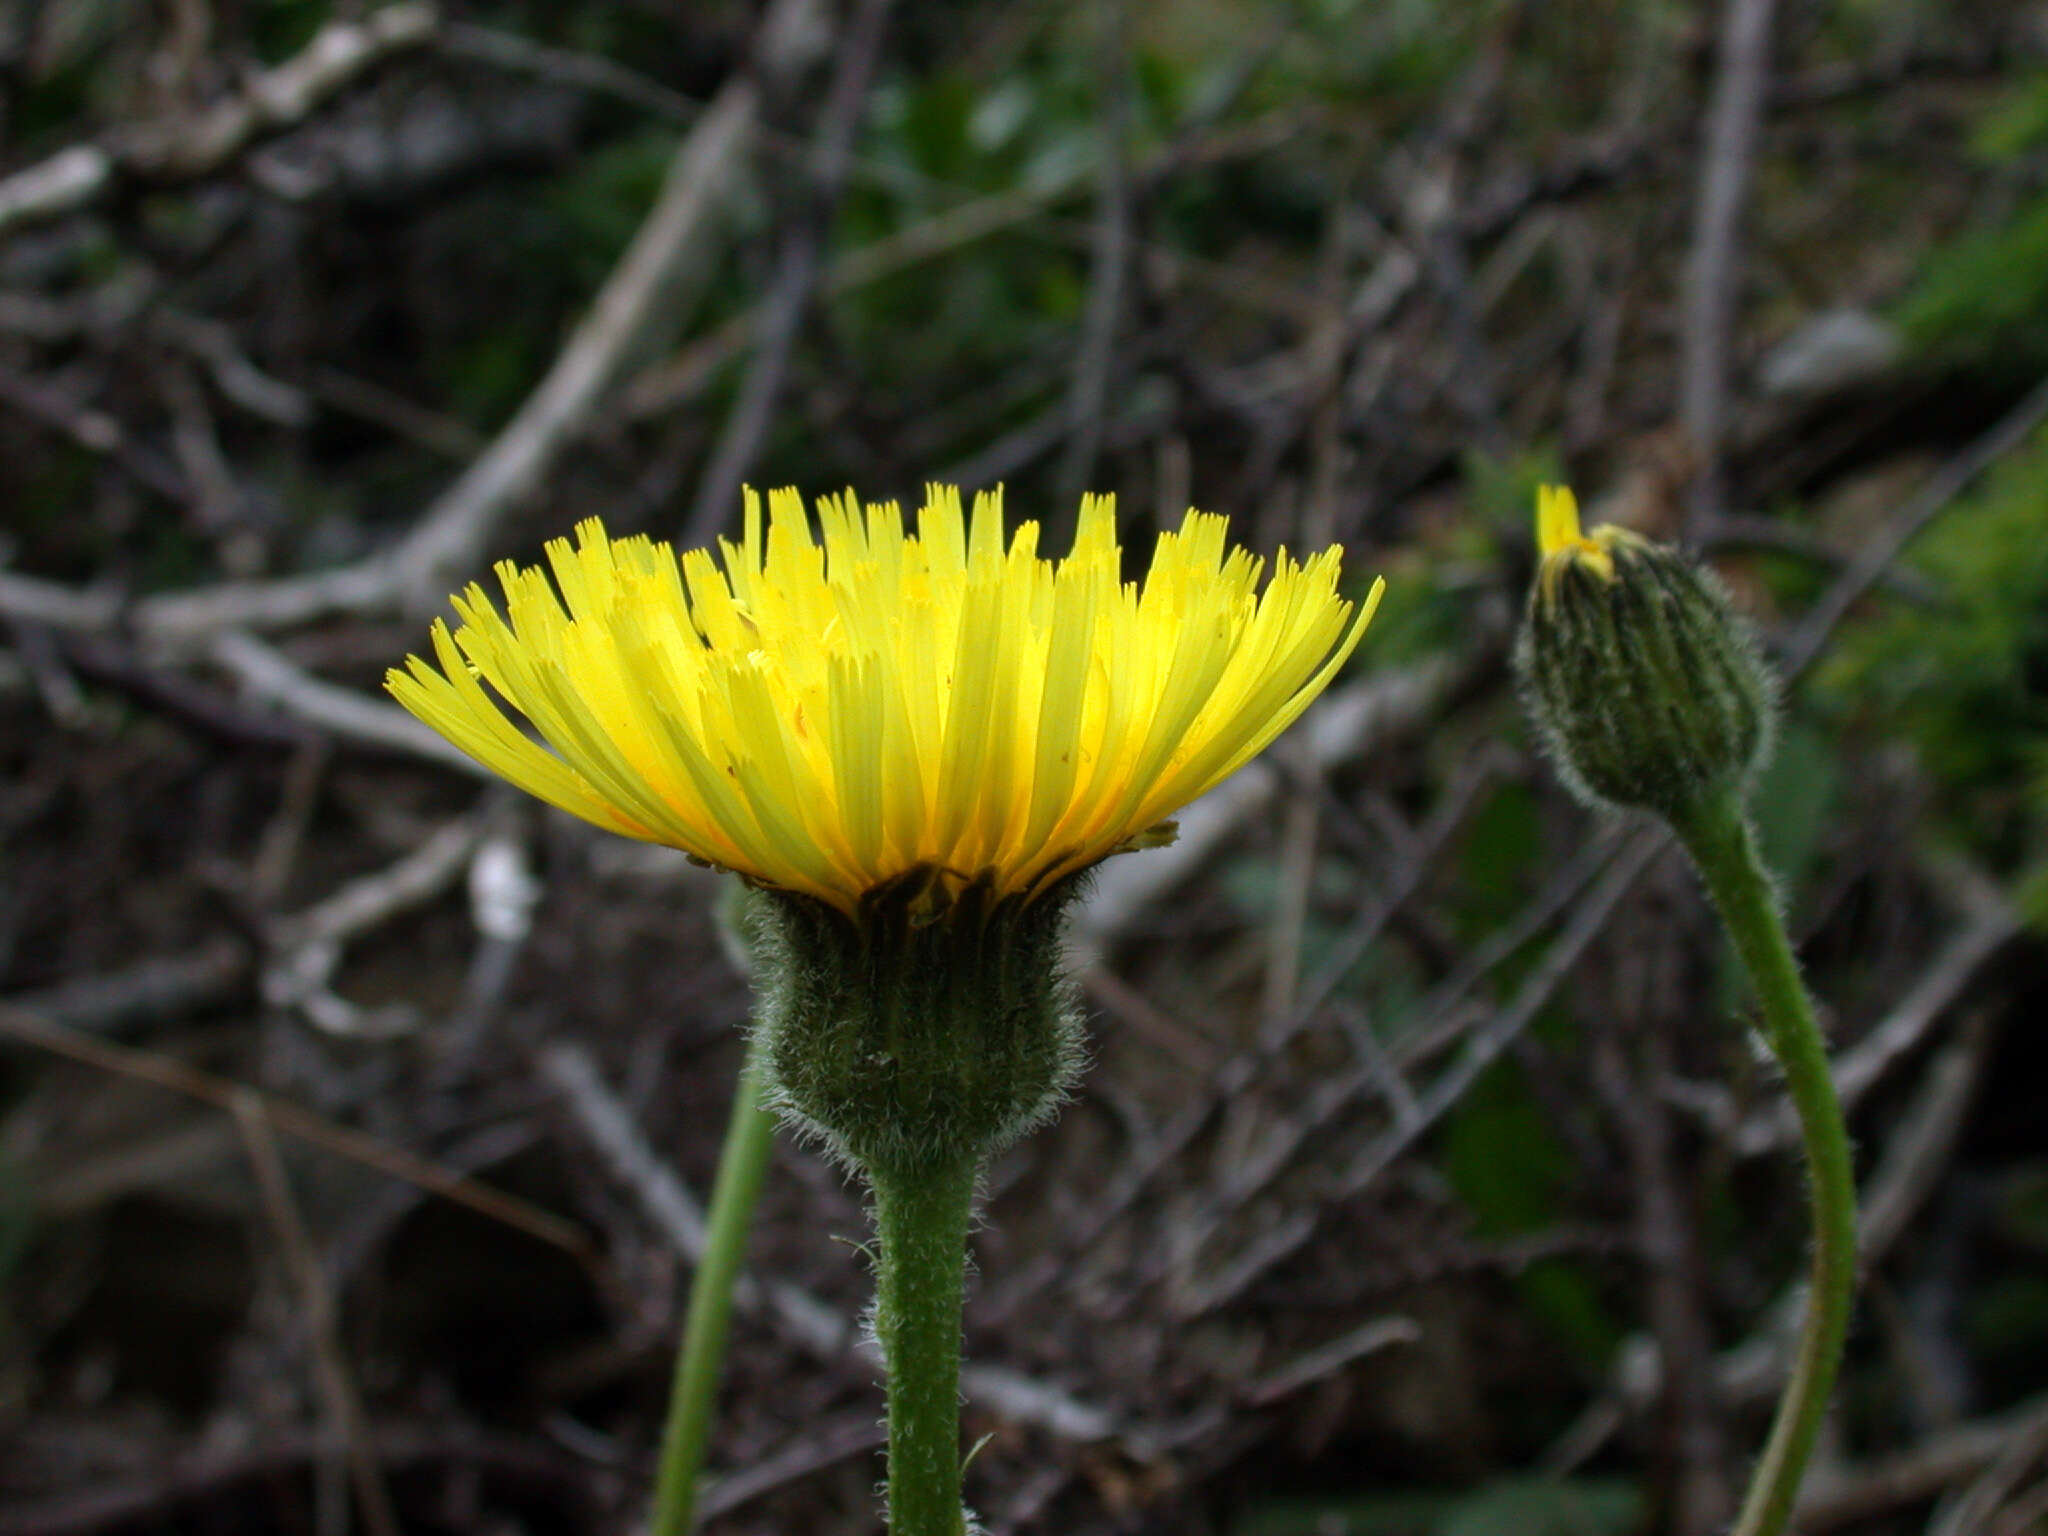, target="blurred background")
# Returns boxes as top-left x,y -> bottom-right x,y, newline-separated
1,0 -> 2046,1532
